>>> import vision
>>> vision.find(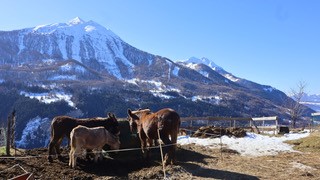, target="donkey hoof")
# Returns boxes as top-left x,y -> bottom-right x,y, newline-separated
48,156 -> 53,163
